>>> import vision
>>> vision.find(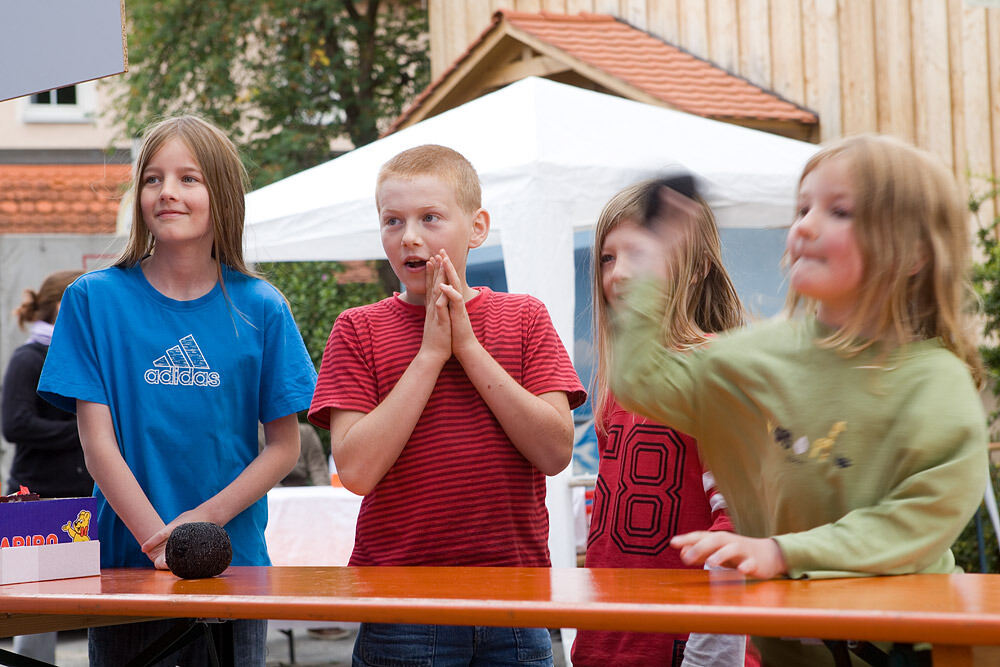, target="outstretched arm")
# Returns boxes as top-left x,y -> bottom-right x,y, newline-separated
773,432 -> 986,578
611,187 -> 708,436
610,279 -> 704,437
438,252 -> 574,475
675,387 -> 987,580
